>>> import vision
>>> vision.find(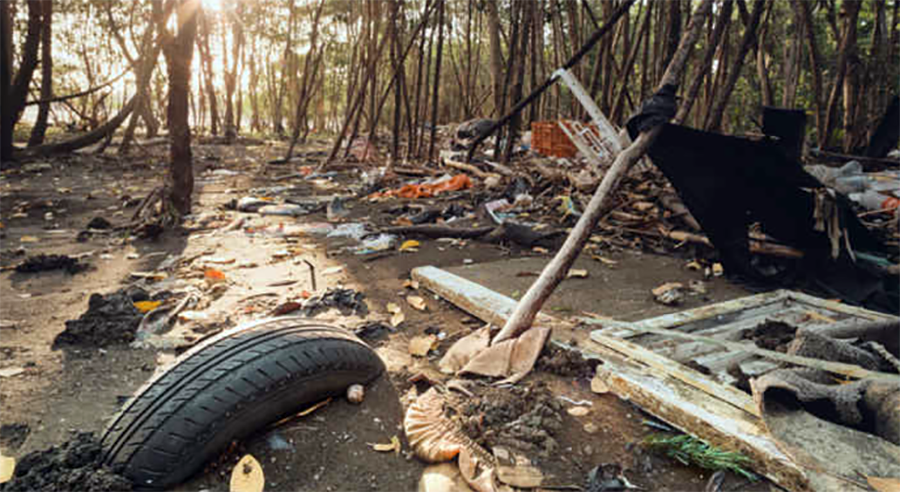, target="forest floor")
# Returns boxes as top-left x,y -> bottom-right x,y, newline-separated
0,137 -> 774,491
